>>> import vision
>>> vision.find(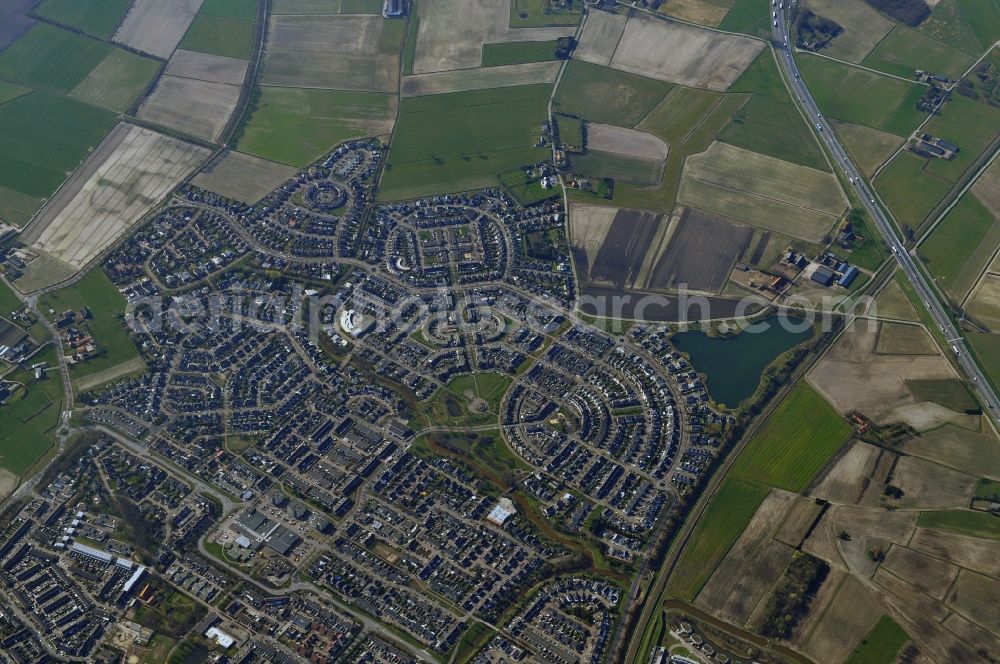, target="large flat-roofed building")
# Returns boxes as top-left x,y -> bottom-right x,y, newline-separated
383,0 -> 408,17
